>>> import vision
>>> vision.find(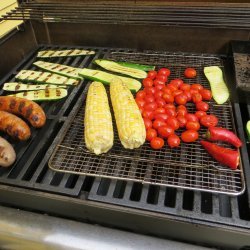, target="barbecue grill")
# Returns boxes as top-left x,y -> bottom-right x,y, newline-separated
0,1 -> 250,249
